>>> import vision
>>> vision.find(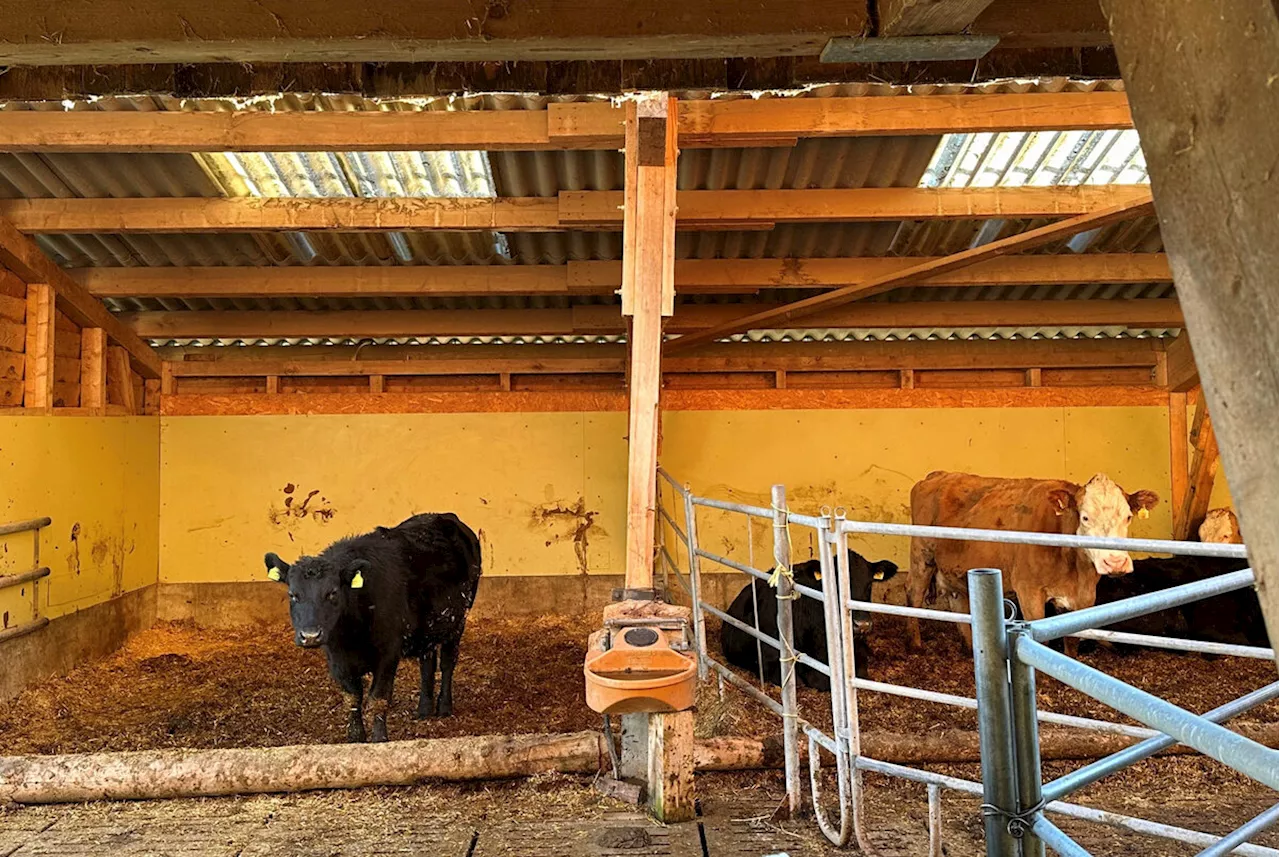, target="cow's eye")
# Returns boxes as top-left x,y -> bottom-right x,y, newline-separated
289,593 -> 298,603
1081,515 -> 1090,524
327,591 -> 338,603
